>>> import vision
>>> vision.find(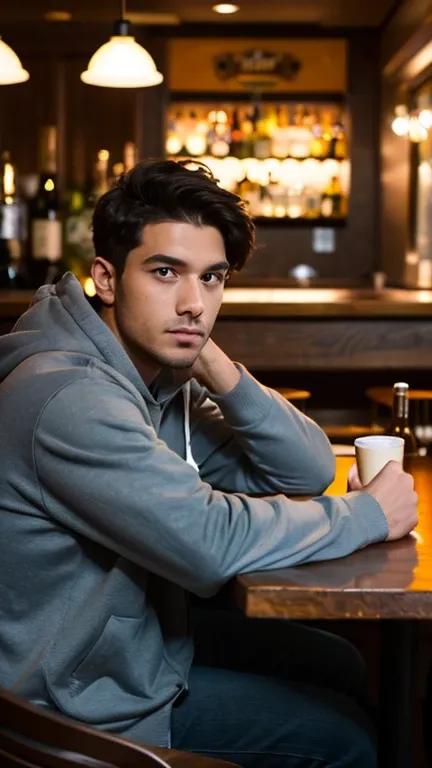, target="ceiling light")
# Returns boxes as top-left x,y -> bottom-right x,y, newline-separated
212,4 -> 240,14
80,0 -> 163,89
0,36 -> 29,85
